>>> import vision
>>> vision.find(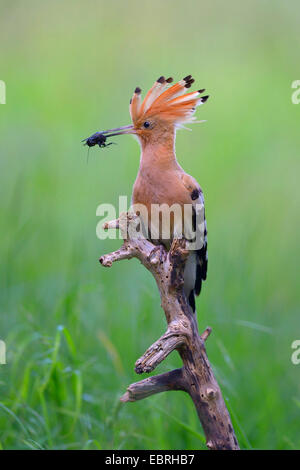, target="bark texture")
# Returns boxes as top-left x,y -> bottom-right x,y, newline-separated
100,212 -> 239,450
